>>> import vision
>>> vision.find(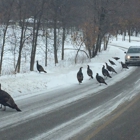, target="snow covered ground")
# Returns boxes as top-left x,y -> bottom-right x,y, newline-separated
0,34 -> 140,101
1,34 -> 140,140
